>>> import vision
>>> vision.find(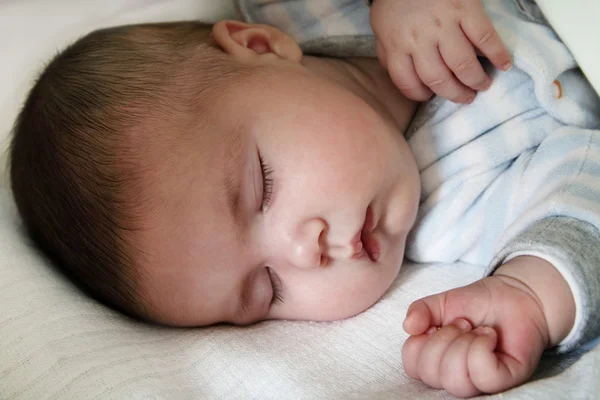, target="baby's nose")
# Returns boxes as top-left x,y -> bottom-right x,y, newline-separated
287,218 -> 326,270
